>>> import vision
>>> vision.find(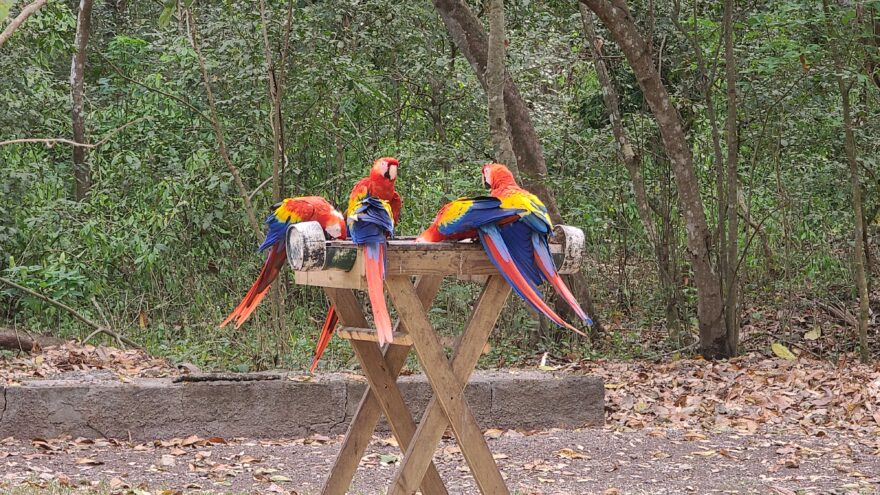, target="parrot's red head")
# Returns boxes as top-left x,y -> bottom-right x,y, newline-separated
482,163 -> 517,191
325,208 -> 348,240
370,157 -> 399,183
367,156 -> 399,201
